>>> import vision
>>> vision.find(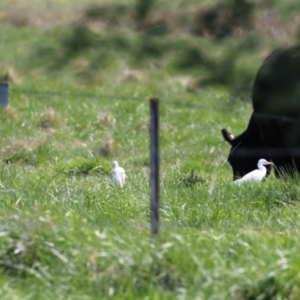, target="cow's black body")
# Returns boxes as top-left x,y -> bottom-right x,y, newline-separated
222,45 -> 300,179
